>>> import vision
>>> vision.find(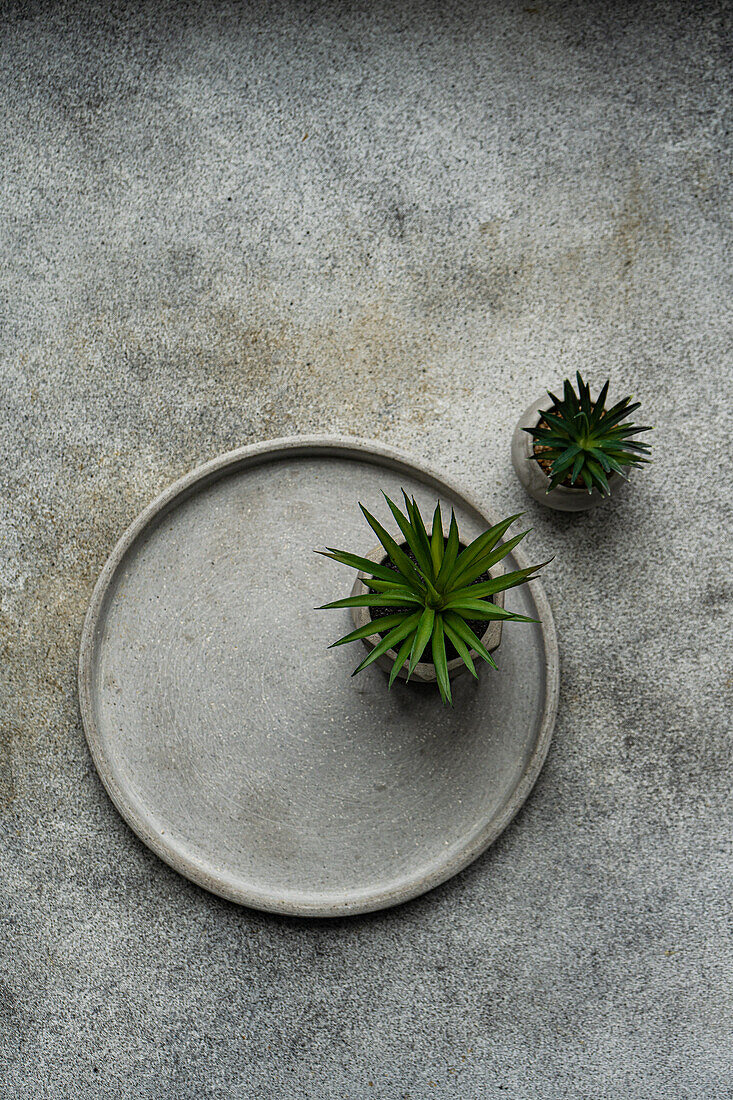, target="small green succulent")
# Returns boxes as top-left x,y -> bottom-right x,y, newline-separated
525,372 -> 652,496
317,492 -> 546,705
